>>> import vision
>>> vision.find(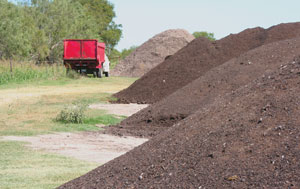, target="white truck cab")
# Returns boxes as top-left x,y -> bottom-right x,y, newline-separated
103,54 -> 110,77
